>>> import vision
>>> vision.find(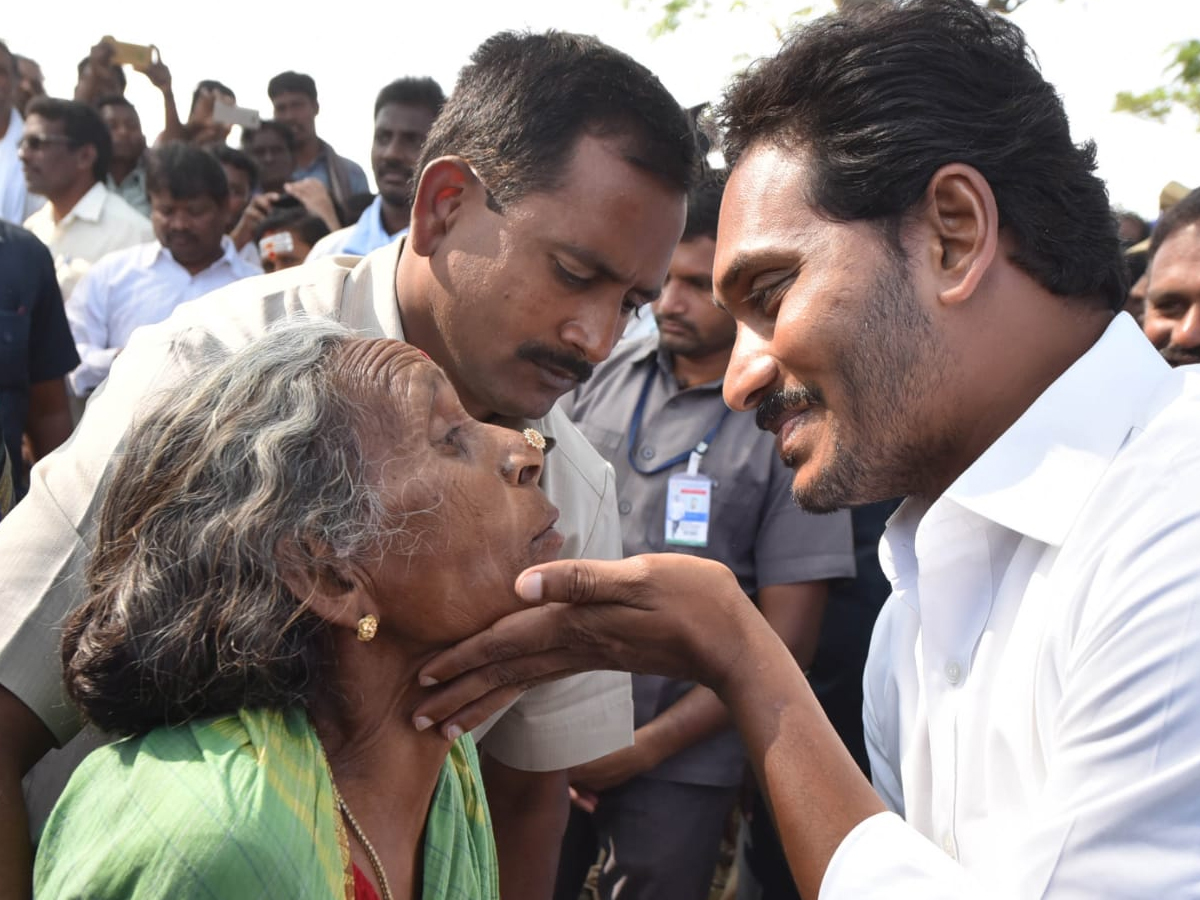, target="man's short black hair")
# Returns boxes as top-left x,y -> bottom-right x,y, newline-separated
255,207 -> 330,246
190,79 -> 236,113
718,0 -> 1126,313
26,97 -> 112,183
1148,188 -> 1200,262
145,142 -> 229,204
682,173 -> 725,243
267,71 -> 317,103
374,77 -> 445,119
241,119 -> 297,152
211,144 -> 258,191
416,30 -> 696,208
95,94 -> 138,116
76,55 -> 127,91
